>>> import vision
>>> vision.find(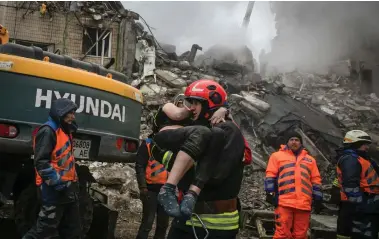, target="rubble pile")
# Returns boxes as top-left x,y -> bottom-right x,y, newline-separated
276,71 -> 379,134
77,35 -> 379,237
78,161 -> 143,238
